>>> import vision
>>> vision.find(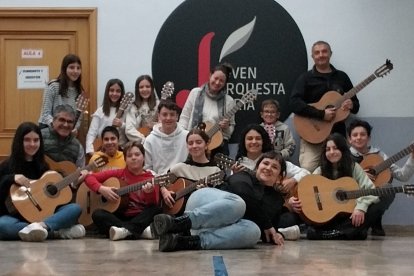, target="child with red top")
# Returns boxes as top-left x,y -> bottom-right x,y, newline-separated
84,141 -> 161,240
